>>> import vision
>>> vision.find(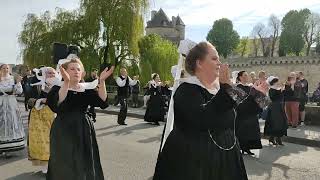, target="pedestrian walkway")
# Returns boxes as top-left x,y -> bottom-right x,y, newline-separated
99,105 -> 320,148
